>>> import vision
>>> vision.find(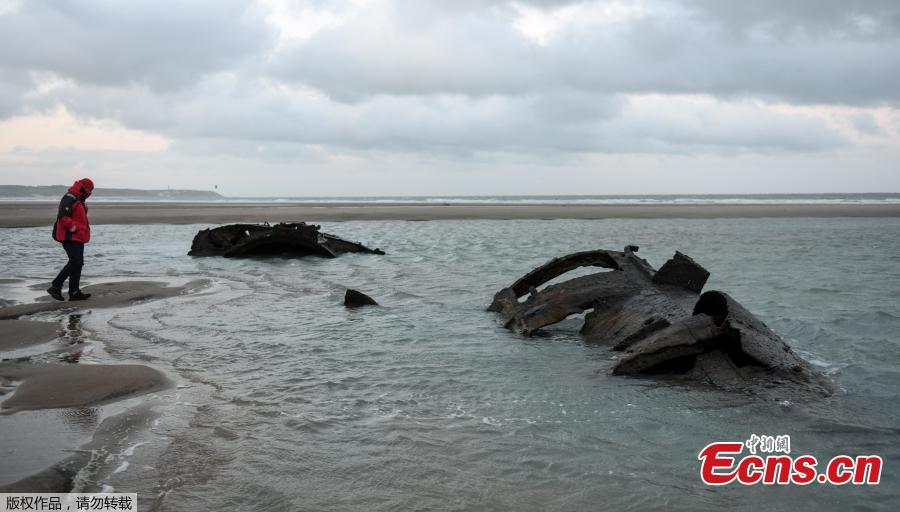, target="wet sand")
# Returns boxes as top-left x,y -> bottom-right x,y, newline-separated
0,363 -> 167,410
0,280 -> 201,410
0,402 -> 160,492
0,280 -> 203,490
1,201 -> 899,228
0,320 -> 61,351
0,280 -> 207,320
